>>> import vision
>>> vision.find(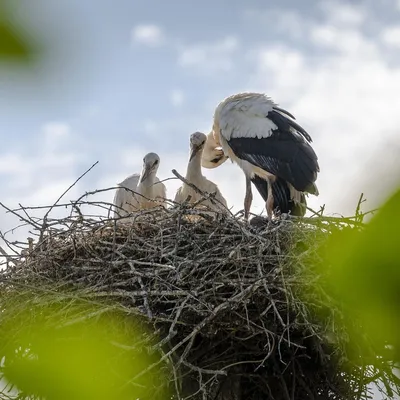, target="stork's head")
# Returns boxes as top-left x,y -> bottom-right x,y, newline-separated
201,131 -> 228,169
189,132 -> 207,161
140,152 -> 160,183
